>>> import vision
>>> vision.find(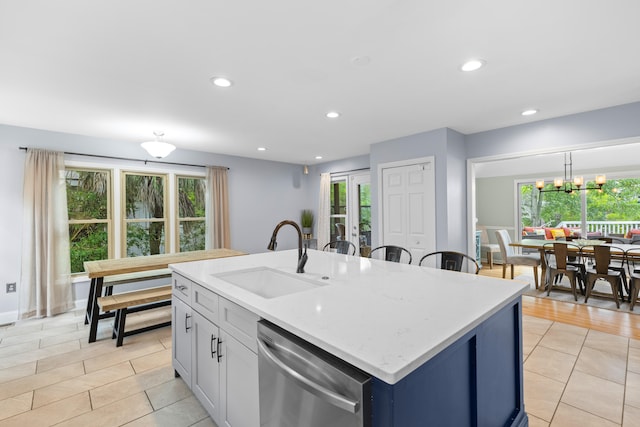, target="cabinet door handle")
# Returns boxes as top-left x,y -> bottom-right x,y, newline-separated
185,313 -> 191,332
216,338 -> 223,363
210,334 -> 217,358
175,284 -> 187,291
